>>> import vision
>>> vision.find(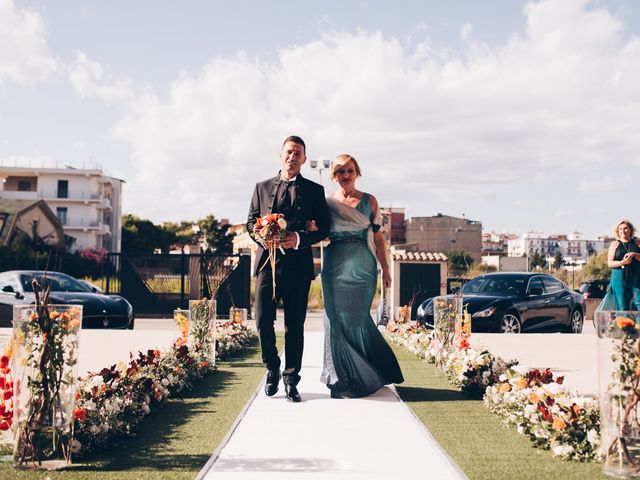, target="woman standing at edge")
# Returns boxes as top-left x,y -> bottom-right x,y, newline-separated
320,154 -> 403,398
607,219 -> 640,310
